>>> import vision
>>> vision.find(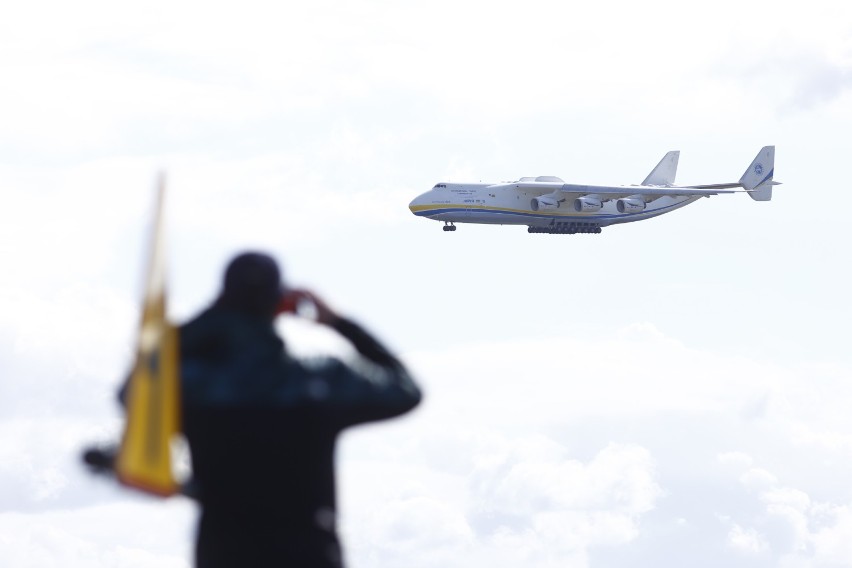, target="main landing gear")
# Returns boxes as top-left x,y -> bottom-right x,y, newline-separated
528,222 -> 602,234
442,222 -> 457,232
